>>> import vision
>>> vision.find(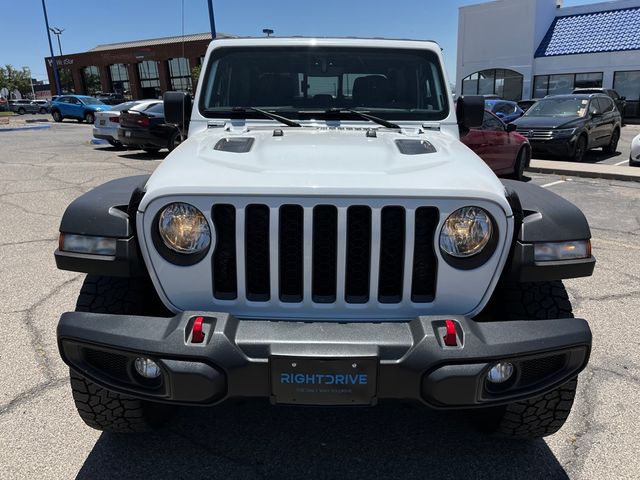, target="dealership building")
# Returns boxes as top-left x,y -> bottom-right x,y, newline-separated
44,32 -> 234,99
456,0 -> 640,119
